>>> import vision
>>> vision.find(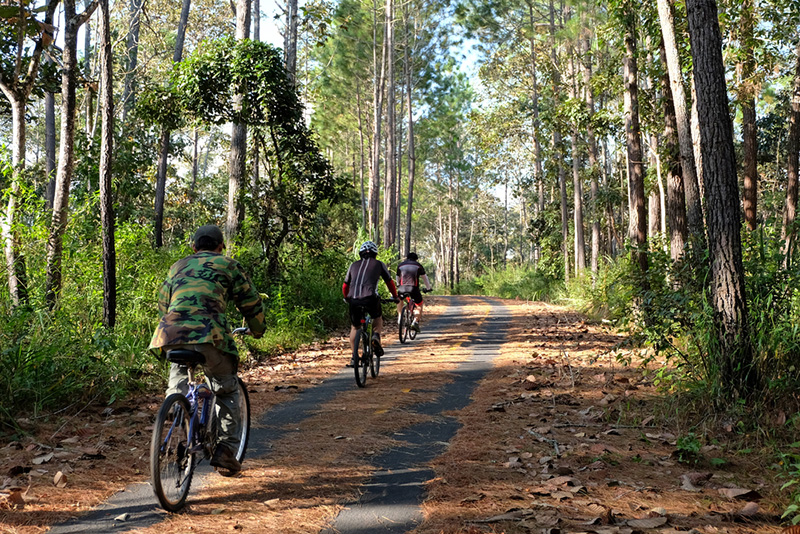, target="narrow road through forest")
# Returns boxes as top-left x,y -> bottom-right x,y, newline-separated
45,295 -> 512,534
